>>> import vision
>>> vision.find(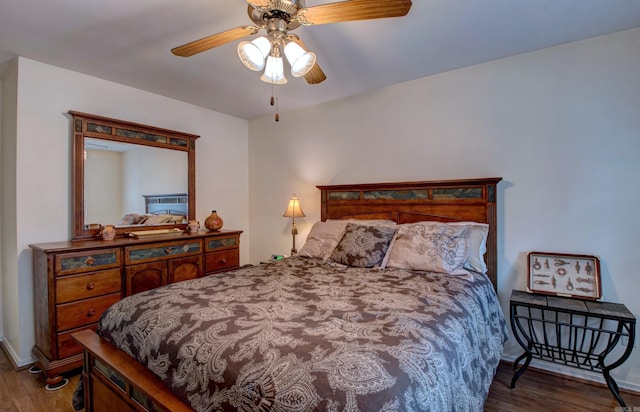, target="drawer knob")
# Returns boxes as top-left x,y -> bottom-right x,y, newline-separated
220,257 -> 227,264
86,282 -> 95,290
86,257 -> 96,265
164,248 -> 173,255
87,309 -> 96,317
